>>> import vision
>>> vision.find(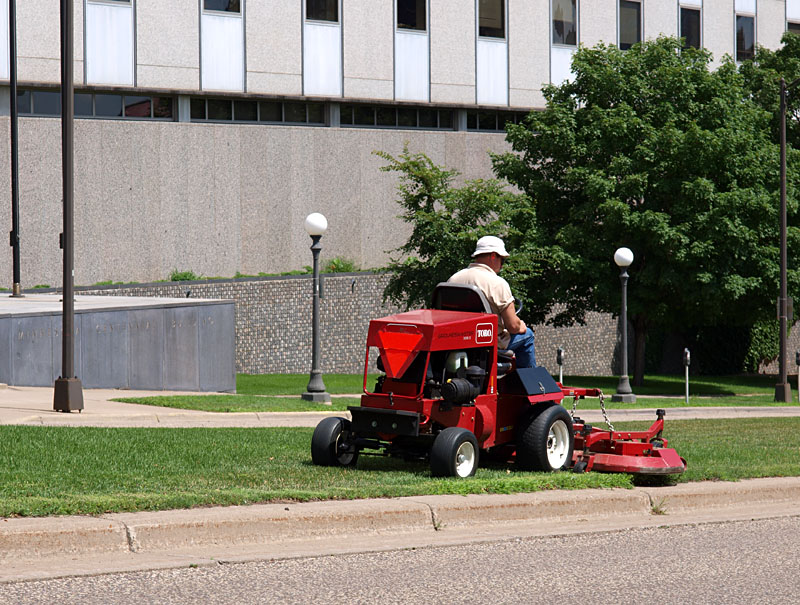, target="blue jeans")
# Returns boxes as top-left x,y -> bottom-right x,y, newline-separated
508,328 -> 536,369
